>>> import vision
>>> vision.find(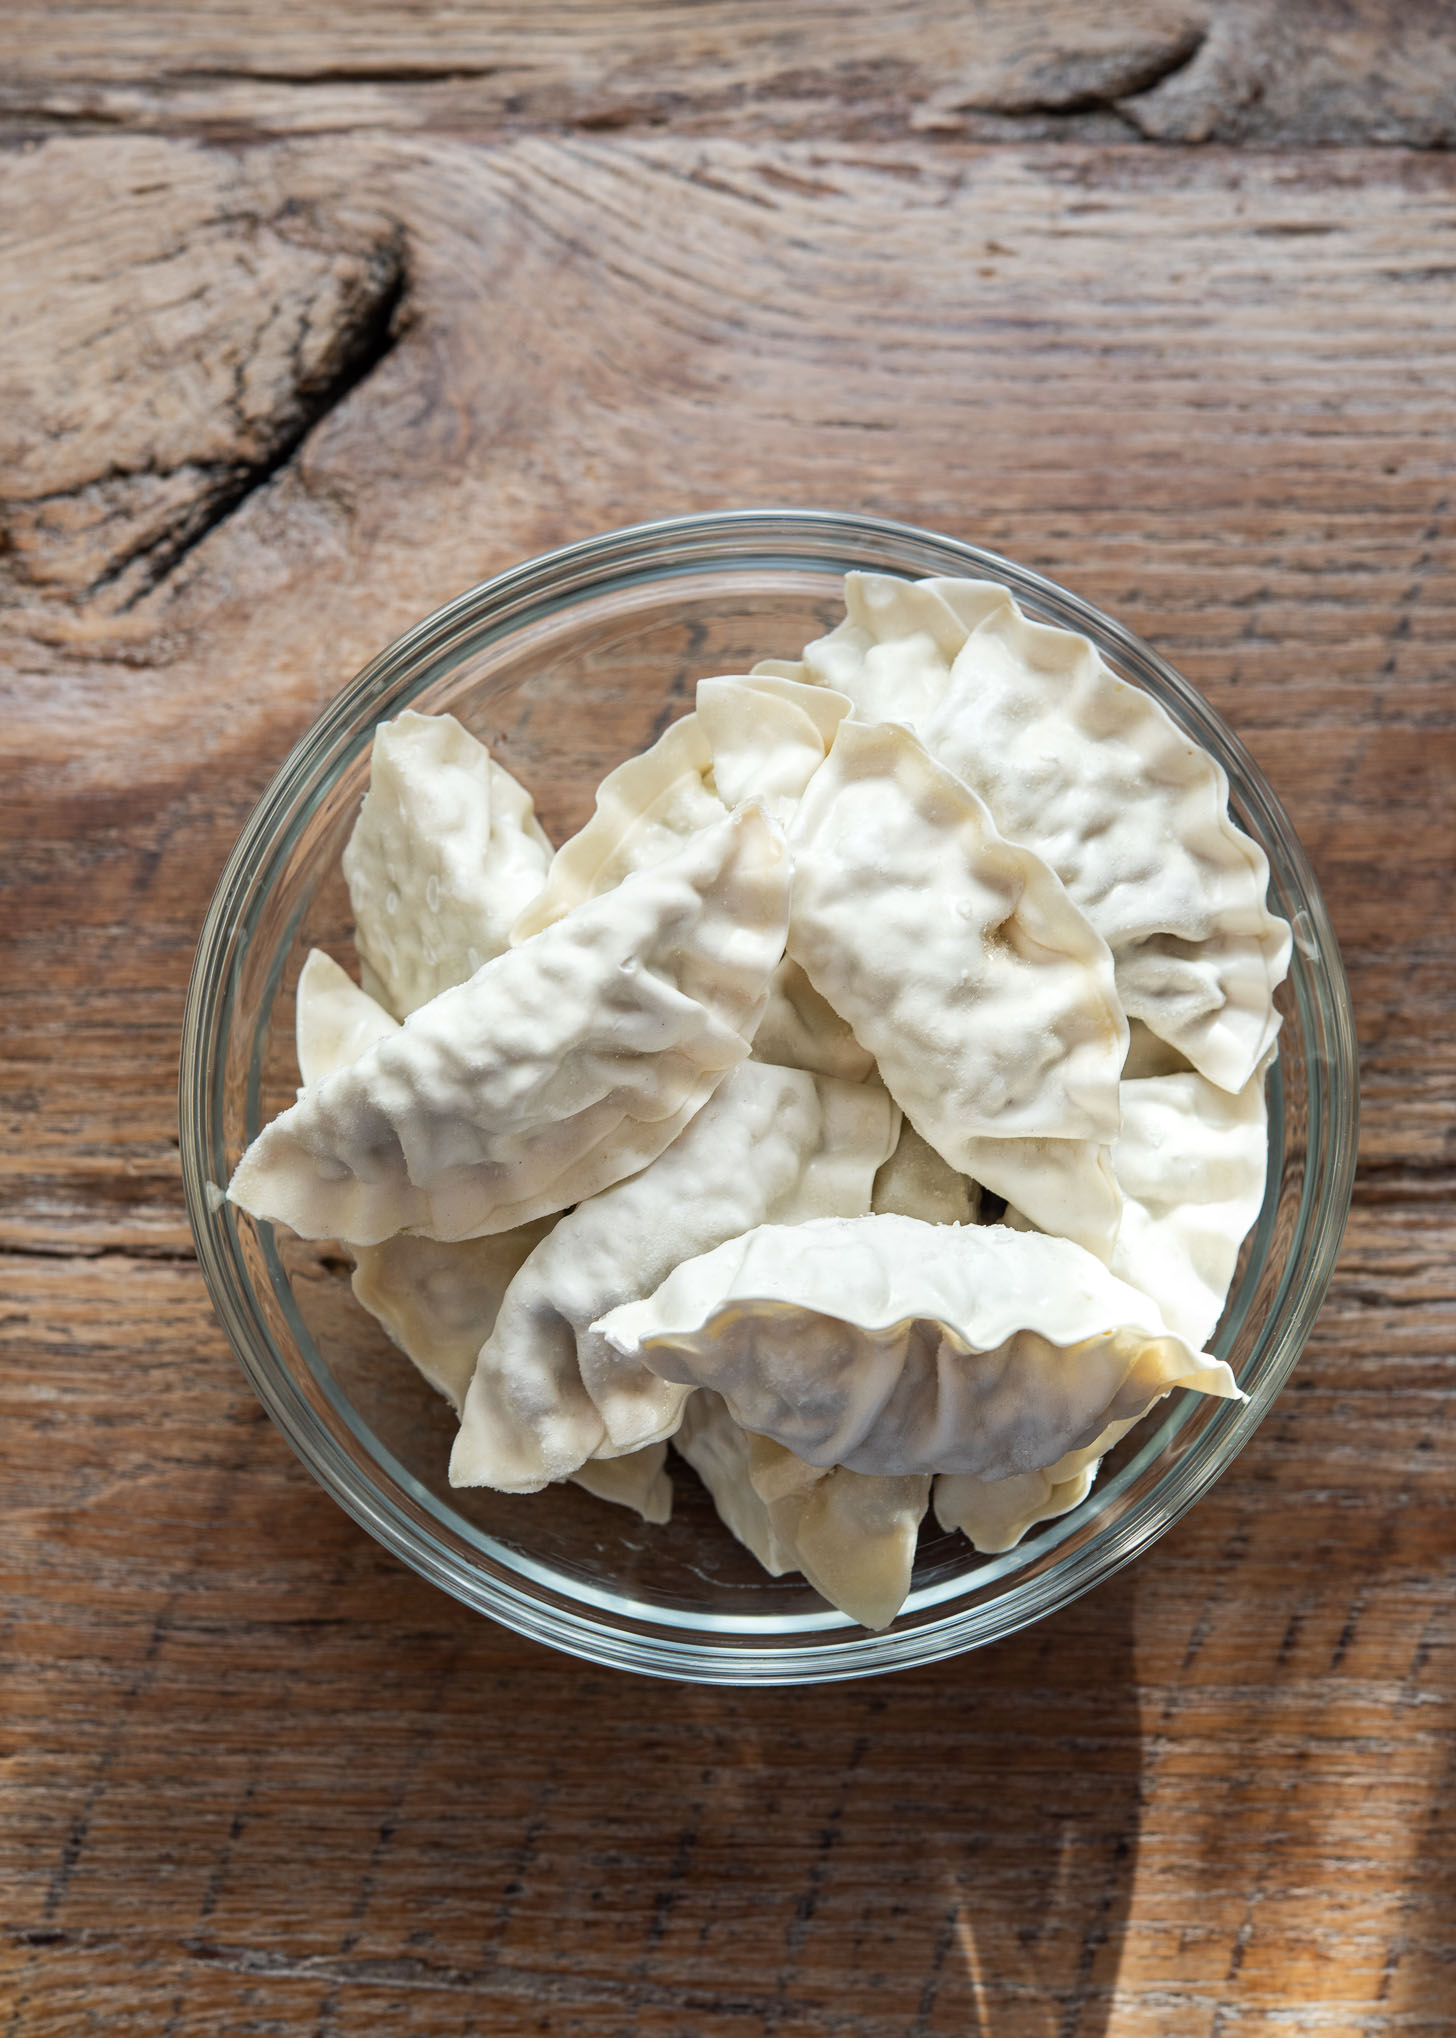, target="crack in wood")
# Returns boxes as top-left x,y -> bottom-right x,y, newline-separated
172,64 -> 506,88
92,236 -> 409,609
943,25 -> 1208,119
0,1241 -> 197,1264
